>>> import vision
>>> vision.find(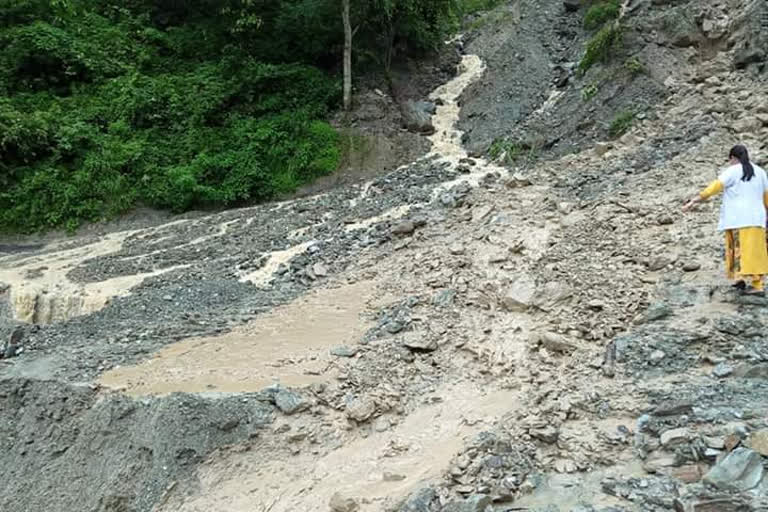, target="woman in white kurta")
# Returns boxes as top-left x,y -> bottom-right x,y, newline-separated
683,145 -> 768,295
